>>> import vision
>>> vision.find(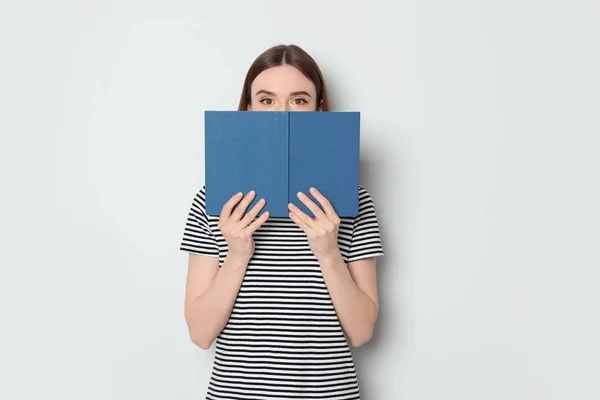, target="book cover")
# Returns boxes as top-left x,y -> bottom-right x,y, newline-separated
204,111 -> 360,218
